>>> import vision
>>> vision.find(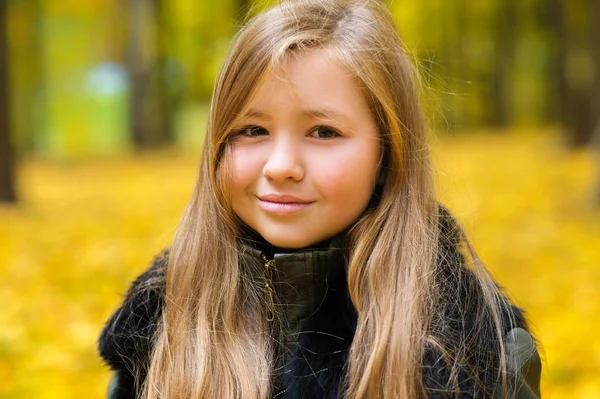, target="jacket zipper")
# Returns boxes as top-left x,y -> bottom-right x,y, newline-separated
262,253 -> 286,398
261,253 -> 275,322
